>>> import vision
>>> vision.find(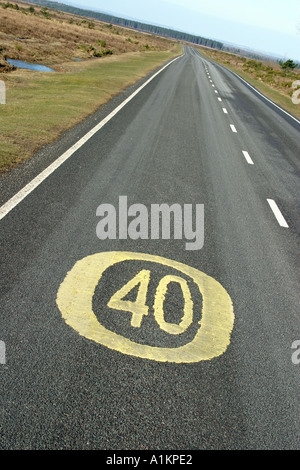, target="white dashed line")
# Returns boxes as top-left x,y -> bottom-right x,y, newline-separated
267,199 -> 289,228
242,151 -> 254,165
218,97 -> 222,101
230,124 -> 237,133
222,108 -> 228,114
226,68 -> 300,125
